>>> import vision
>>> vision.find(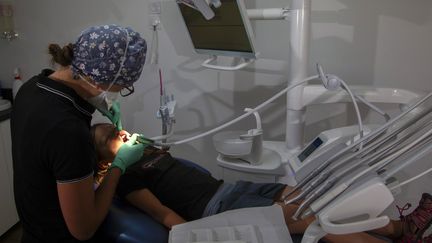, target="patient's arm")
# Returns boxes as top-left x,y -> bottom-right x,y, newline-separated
125,188 -> 186,229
